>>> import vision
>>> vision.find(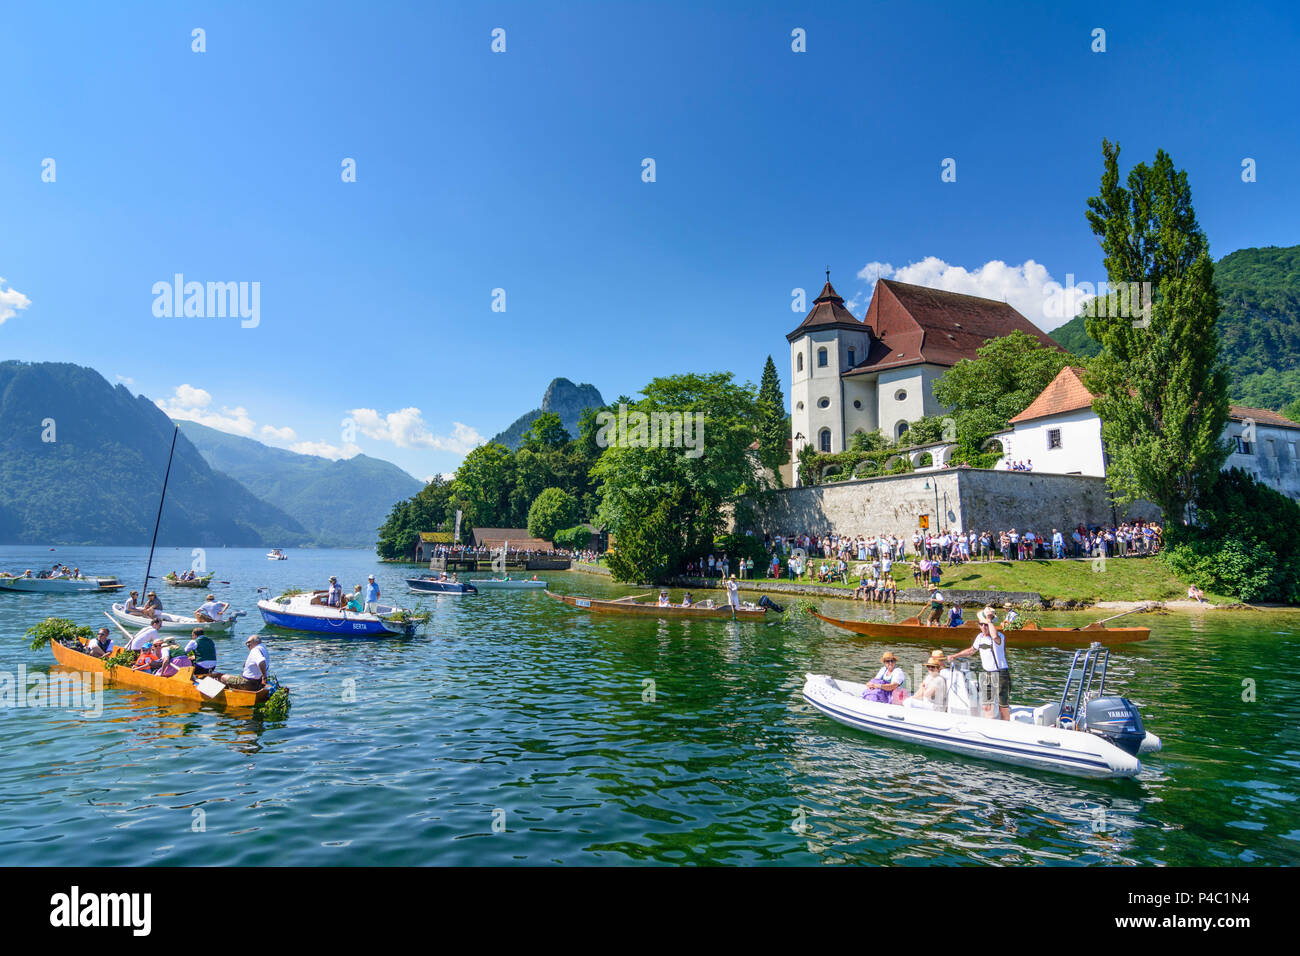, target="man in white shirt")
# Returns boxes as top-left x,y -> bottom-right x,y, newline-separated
948,609 -> 1010,719
128,617 -> 163,651
219,634 -> 269,690
194,594 -> 229,622
726,574 -> 740,609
